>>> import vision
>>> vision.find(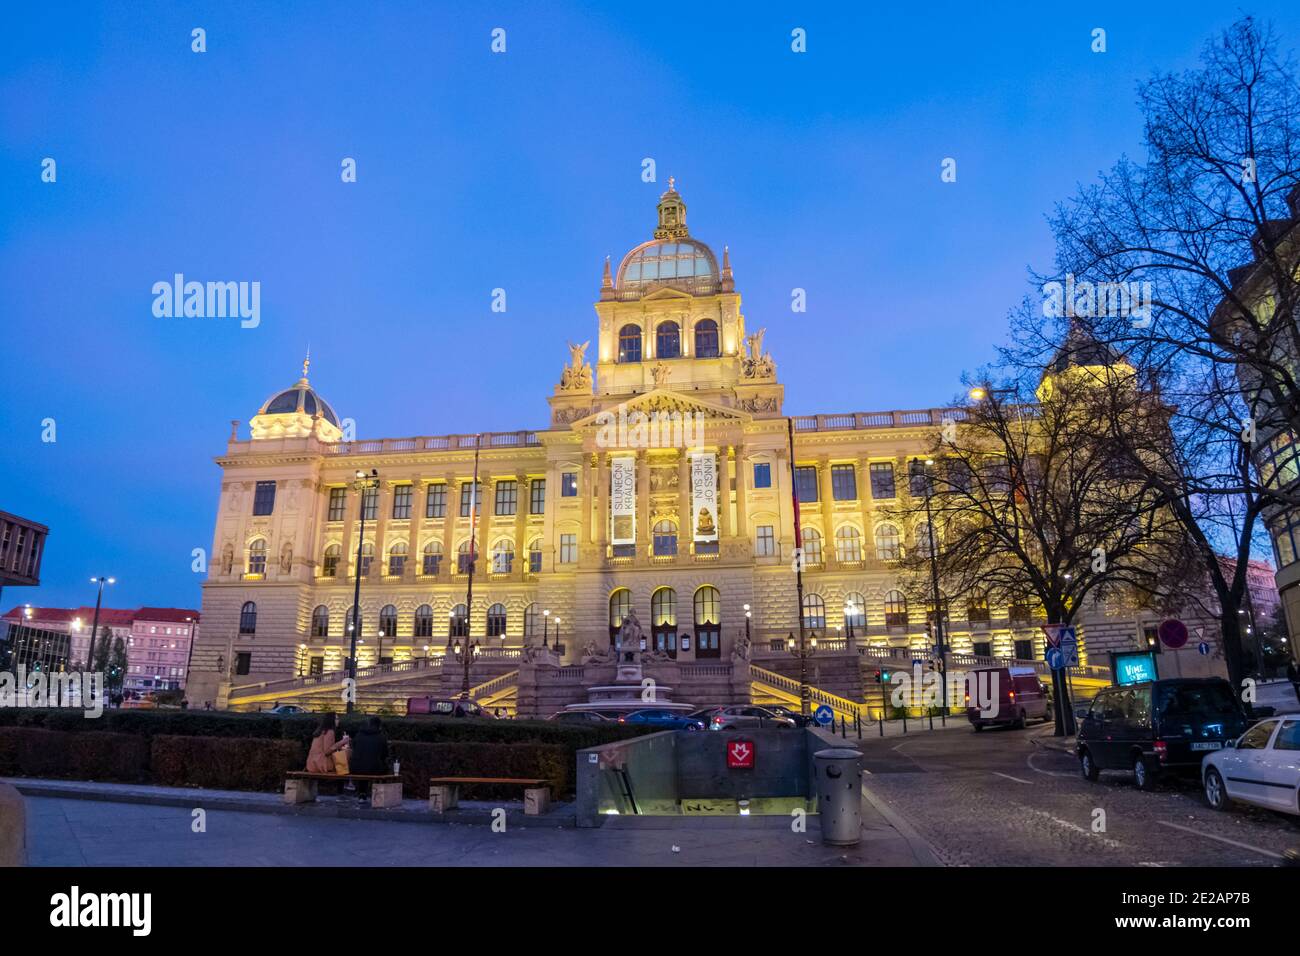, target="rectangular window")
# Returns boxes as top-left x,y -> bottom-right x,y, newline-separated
530,479 -> 546,514
252,481 -> 277,516
327,487 -> 346,521
235,652 -> 251,676
752,463 -> 772,489
494,480 -> 518,516
359,486 -> 378,521
392,485 -> 412,519
794,466 -> 819,504
755,525 -> 775,557
869,462 -> 896,499
426,484 -> 446,518
831,464 -> 857,501
561,472 -> 578,497
559,533 -> 577,564
460,481 -> 482,517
